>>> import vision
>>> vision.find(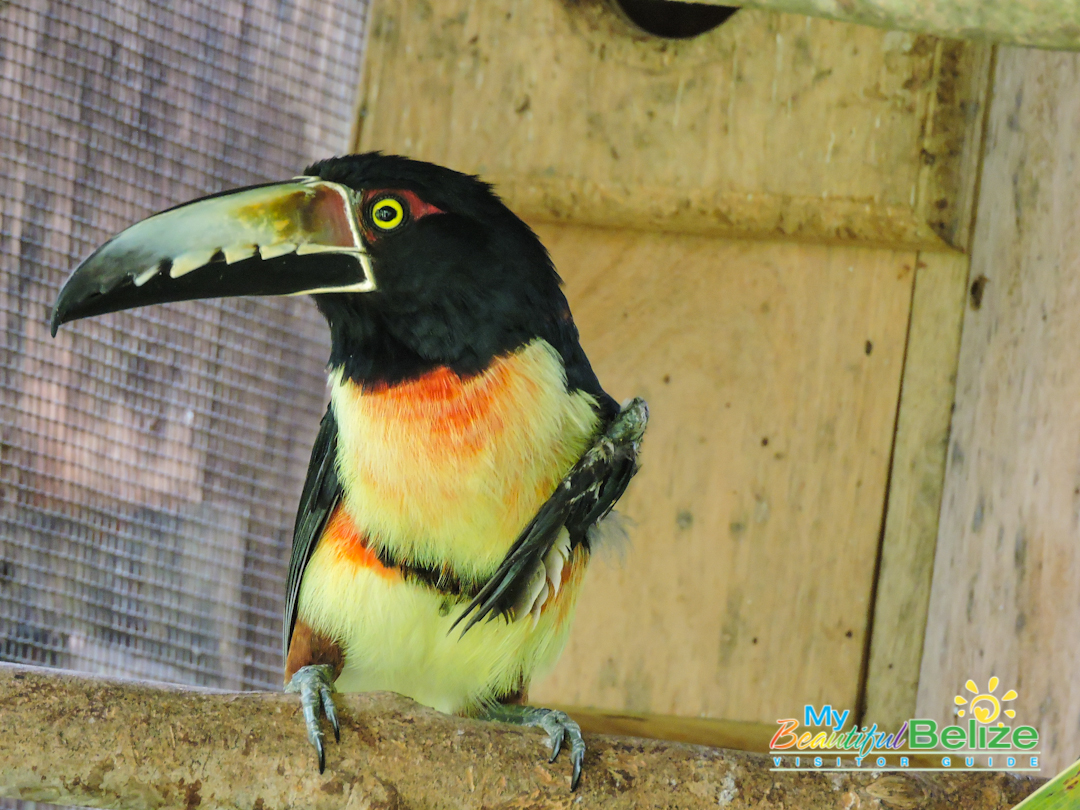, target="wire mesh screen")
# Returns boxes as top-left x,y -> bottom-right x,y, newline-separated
0,0 -> 366,710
